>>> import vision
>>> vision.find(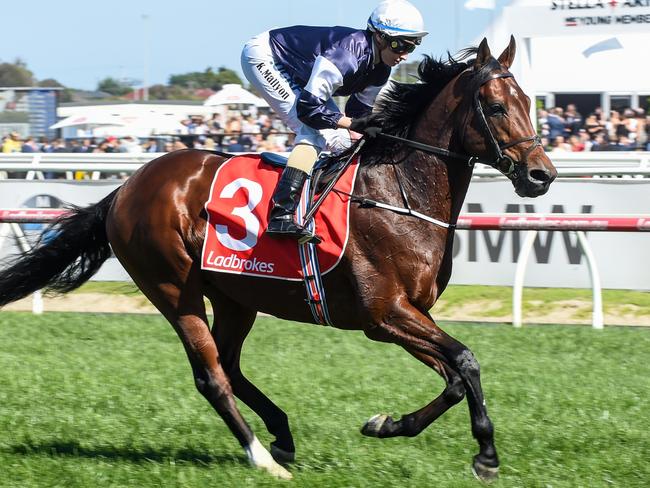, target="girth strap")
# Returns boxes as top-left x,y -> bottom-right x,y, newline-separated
295,176 -> 333,326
